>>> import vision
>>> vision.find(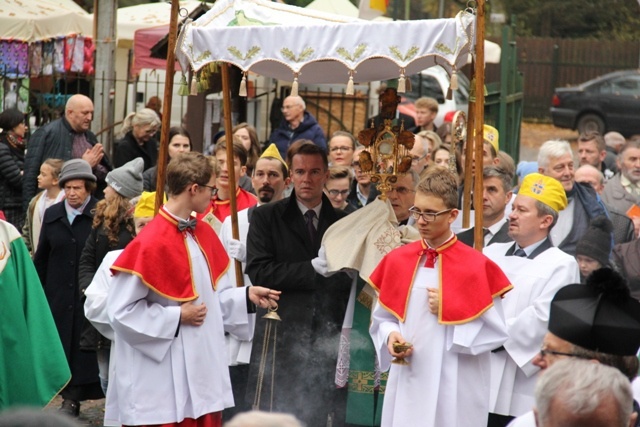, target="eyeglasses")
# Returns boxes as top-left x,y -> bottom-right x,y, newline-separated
200,184 -> 216,194
330,146 -> 354,153
538,348 -> 588,359
388,186 -> 415,196
408,207 -> 453,222
326,189 -> 350,197
411,154 -> 427,163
